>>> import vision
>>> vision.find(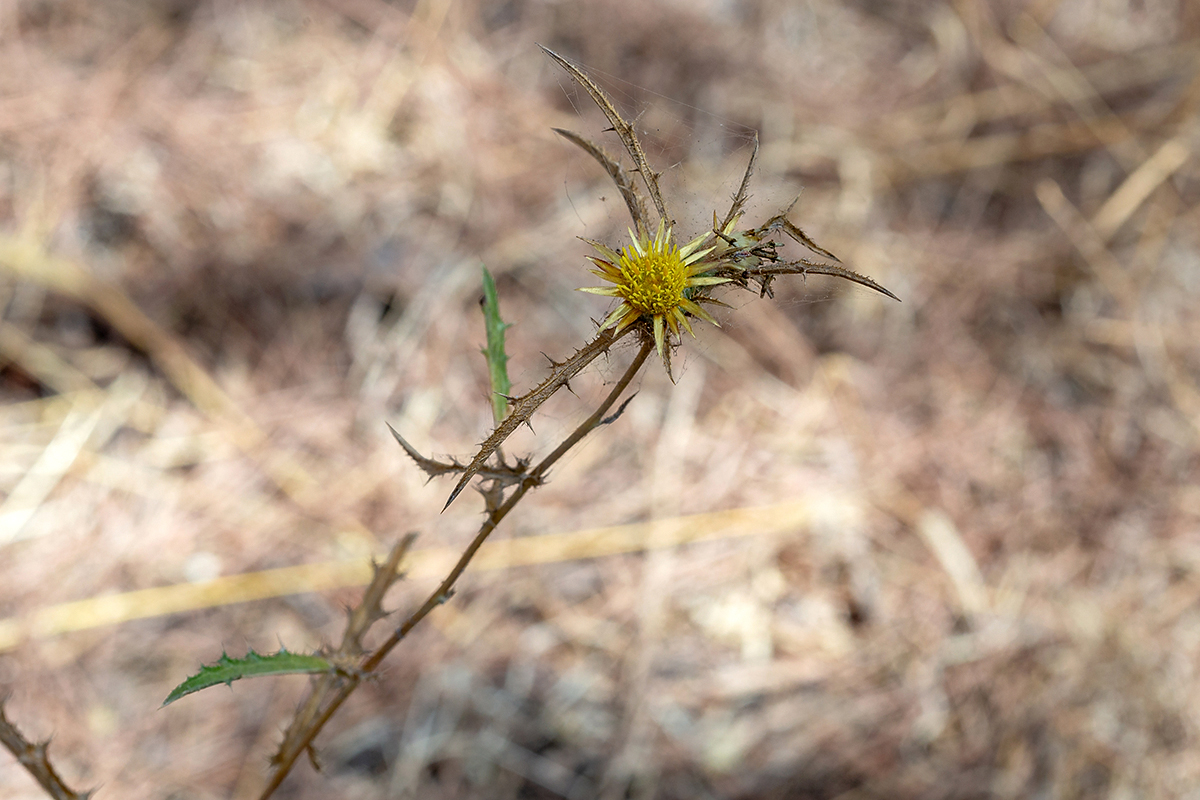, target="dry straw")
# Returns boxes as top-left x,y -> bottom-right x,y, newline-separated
6,3 -> 1194,796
